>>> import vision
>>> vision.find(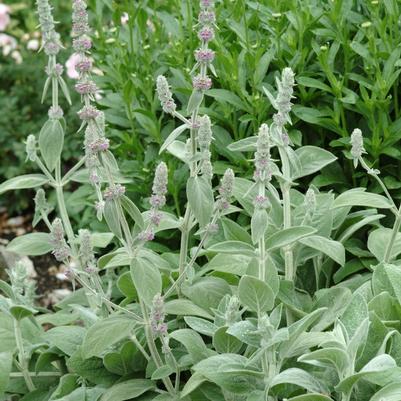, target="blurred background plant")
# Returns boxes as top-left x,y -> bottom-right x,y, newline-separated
1,0 -> 401,217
